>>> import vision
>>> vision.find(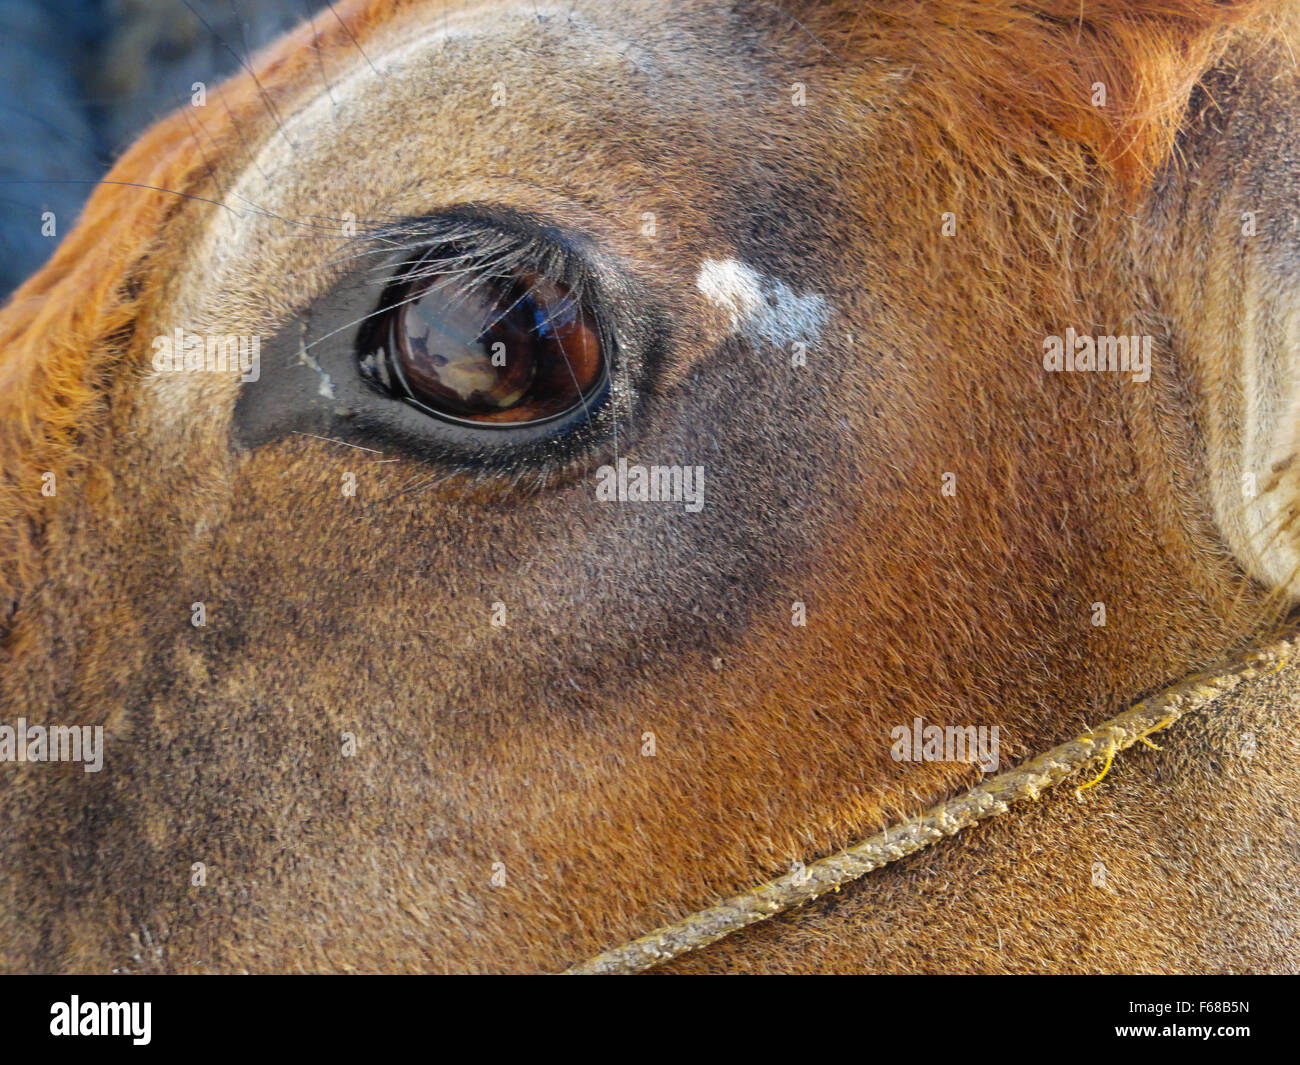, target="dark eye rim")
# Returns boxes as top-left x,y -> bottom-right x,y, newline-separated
235,203 -> 668,473
375,260 -> 611,432
356,208 -> 617,436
